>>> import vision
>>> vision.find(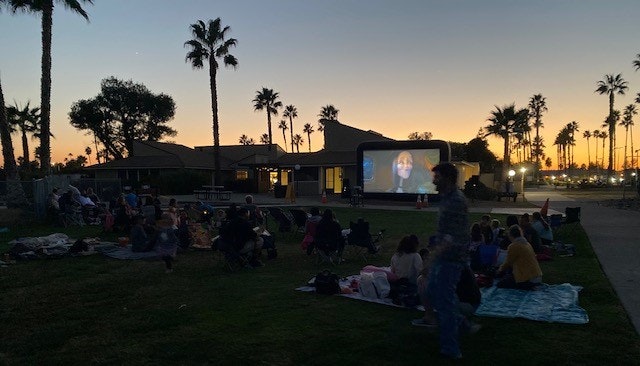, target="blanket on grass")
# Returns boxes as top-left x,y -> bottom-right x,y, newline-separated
475,283 -> 588,324
96,243 -> 161,260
